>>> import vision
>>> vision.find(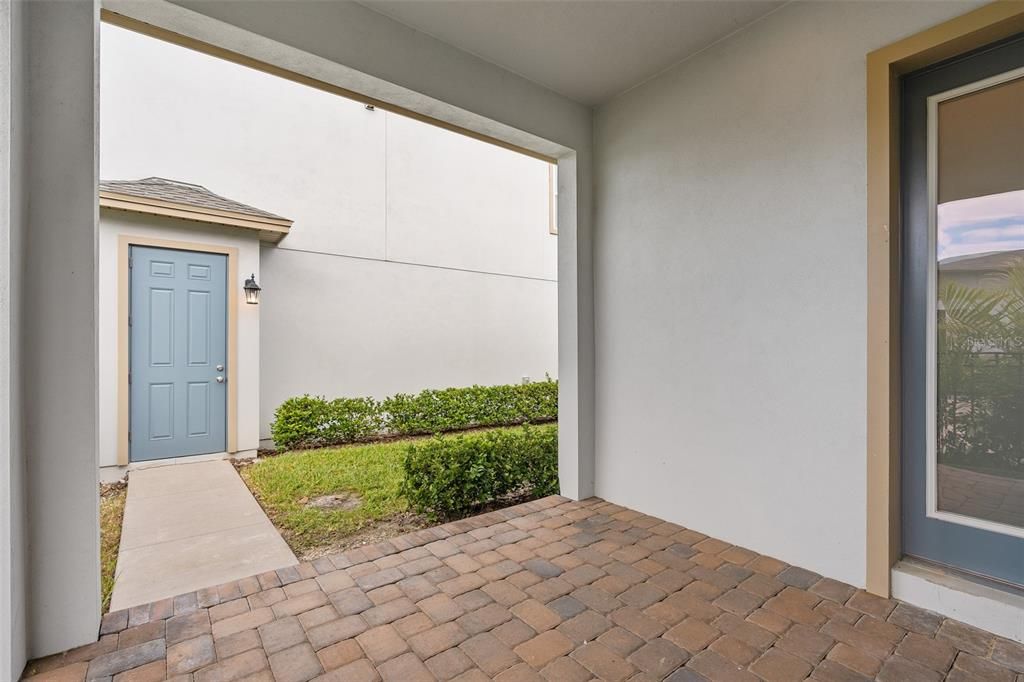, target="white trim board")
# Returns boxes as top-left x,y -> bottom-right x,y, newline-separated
893,559 -> 1024,643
